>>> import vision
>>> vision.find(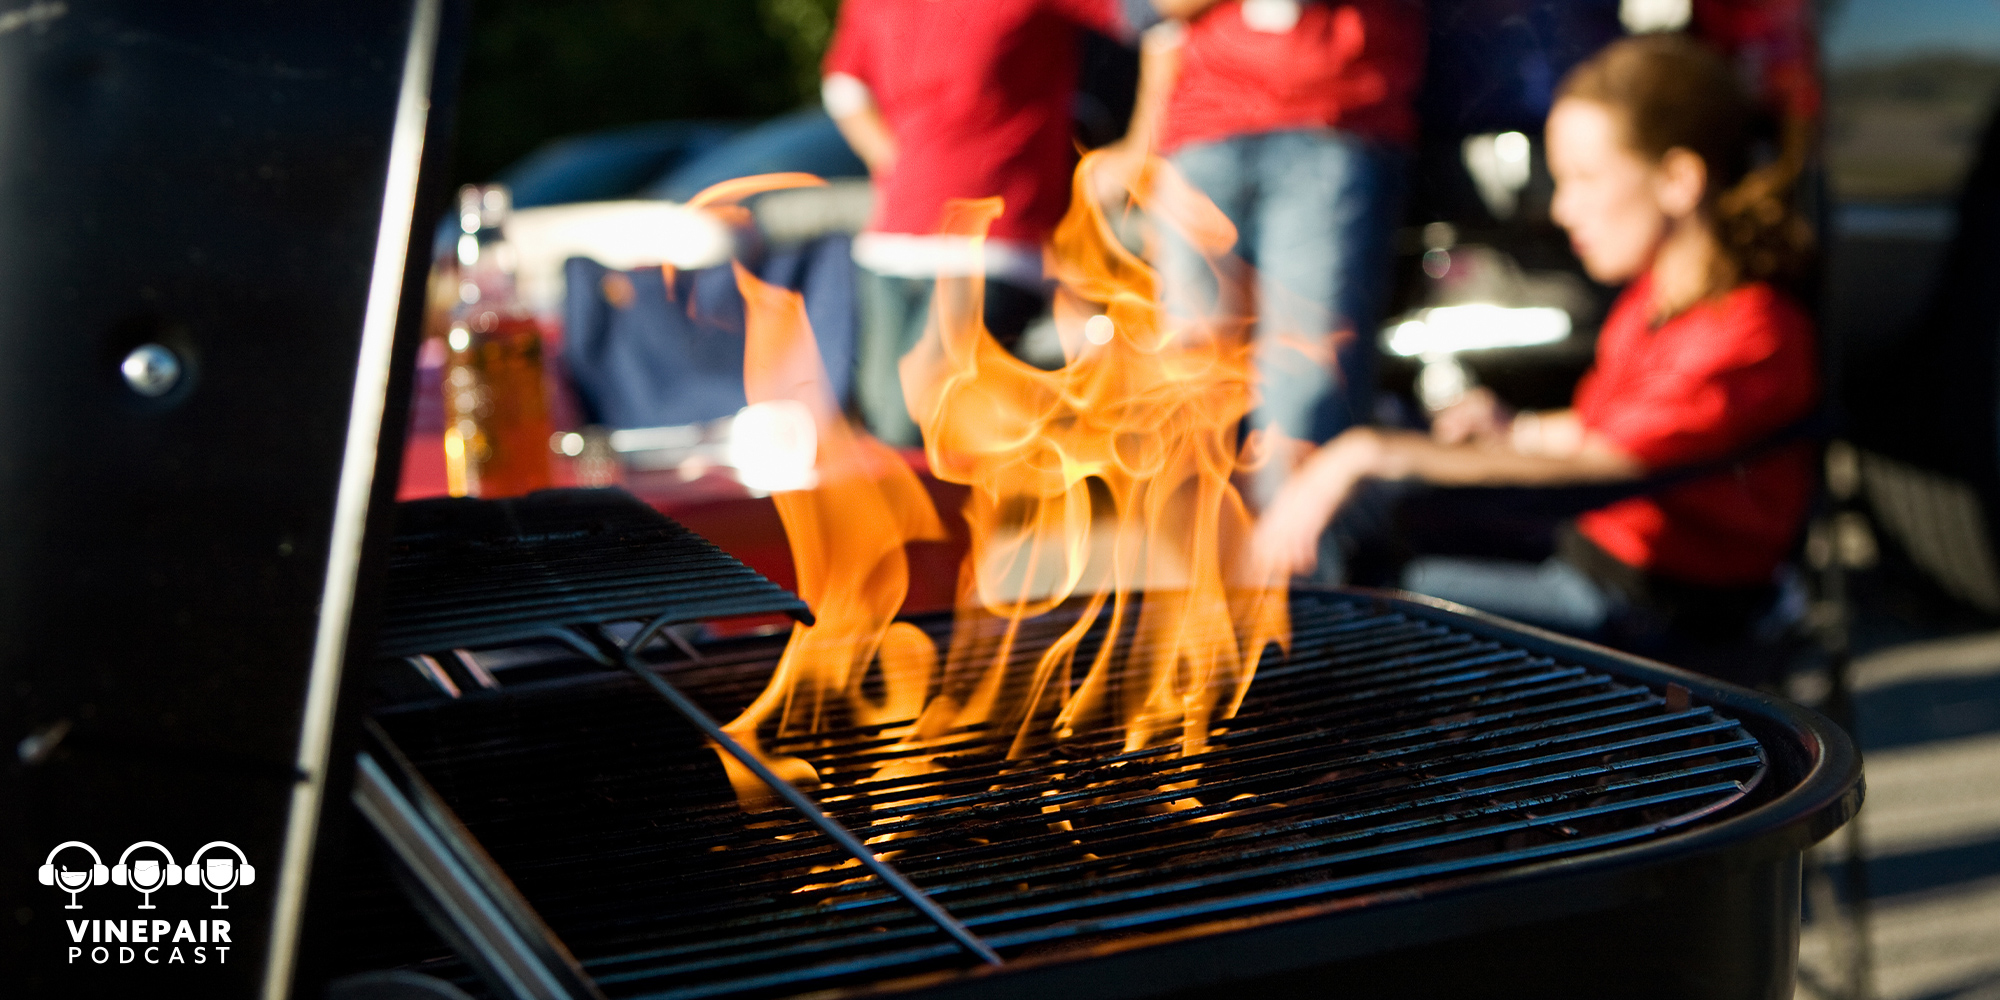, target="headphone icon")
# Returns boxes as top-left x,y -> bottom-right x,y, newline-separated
111,841 -> 182,909
184,841 -> 255,909
37,842 -> 108,909
112,841 -> 182,885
